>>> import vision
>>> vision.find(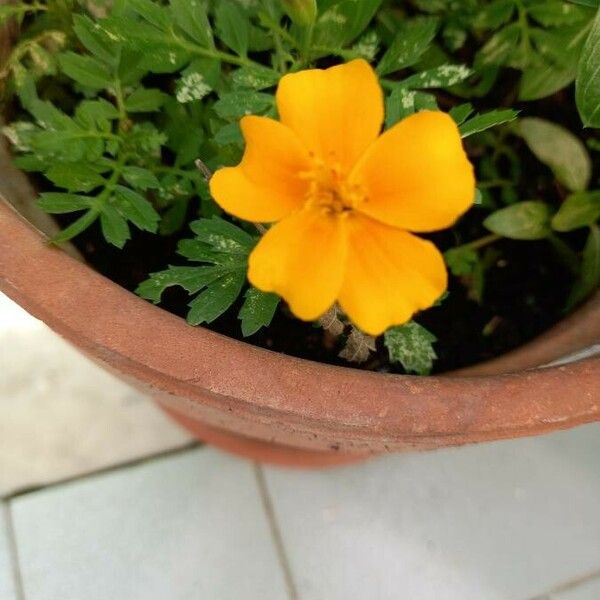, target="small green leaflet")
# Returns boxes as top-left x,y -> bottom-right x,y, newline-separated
213,91 -> 274,119
518,117 -> 592,192
459,109 -> 519,137
384,321 -> 438,376
444,246 -> 479,276
137,217 -> 280,333
239,288 -> 280,337
399,64 -> 472,89
484,201 -> 552,240
552,191 -> 600,231
576,7 -> 600,127
215,0 -> 249,57
377,17 -> 438,76
58,52 -> 113,90
44,164 -> 105,193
